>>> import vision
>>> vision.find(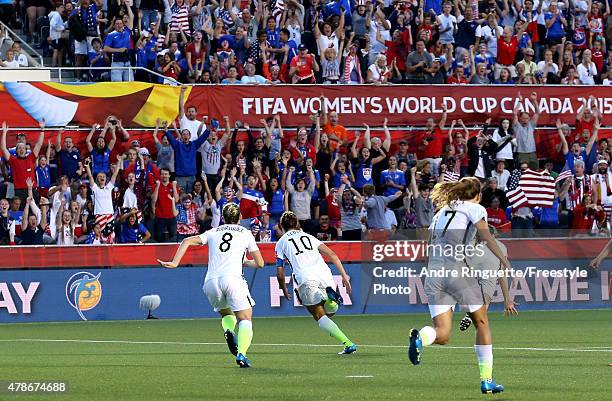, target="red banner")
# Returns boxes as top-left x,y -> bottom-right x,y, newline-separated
1,82 -> 611,128
0,238 -> 604,269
